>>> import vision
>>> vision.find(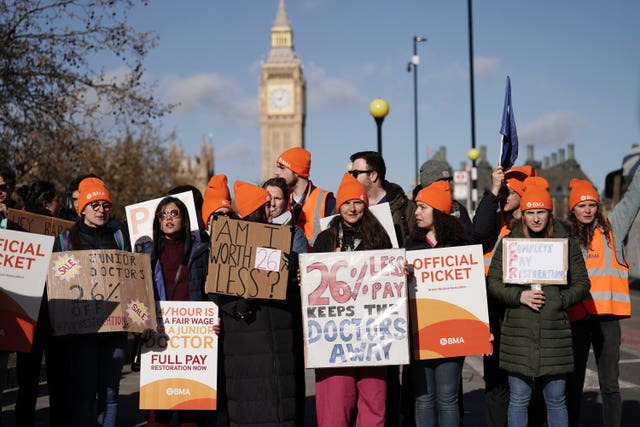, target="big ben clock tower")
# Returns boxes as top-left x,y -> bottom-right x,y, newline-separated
259,0 -> 306,181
